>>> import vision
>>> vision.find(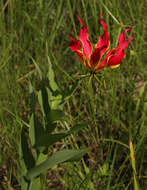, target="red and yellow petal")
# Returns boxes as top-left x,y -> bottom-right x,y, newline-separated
69,32 -> 81,51
99,38 -> 133,69
78,16 -> 92,60
97,28 -> 134,69
118,28 -> 132,45
95,49 -> 114,71
107,49 -> 125,67
69,12 -> 134,72
91,13 -> 109,67
69,32 -> 85,63
90,46 -> 106,67
95,13 -> 109,56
